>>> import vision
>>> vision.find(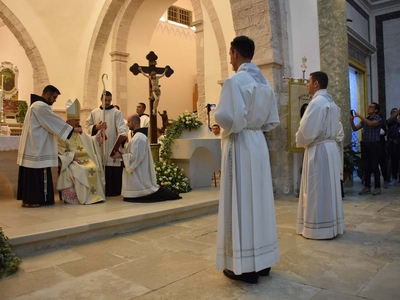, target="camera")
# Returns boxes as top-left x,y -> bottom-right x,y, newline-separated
206,103 -> 216,112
